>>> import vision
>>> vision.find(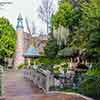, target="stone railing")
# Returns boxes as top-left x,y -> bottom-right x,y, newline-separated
23,66 -> 55,93
0,65 -> 5,99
